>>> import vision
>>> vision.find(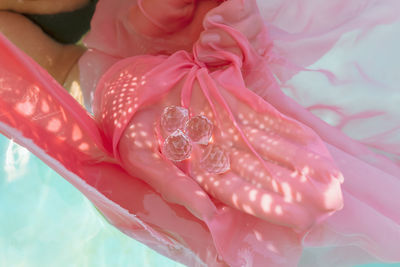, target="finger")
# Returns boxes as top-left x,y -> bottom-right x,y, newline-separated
118,109 -> 216,221
243,126 -> 342,183
229,149 -> 343,211
190,164 -> 314,231
229,149 -> 301,197
217,87 -> 316,145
